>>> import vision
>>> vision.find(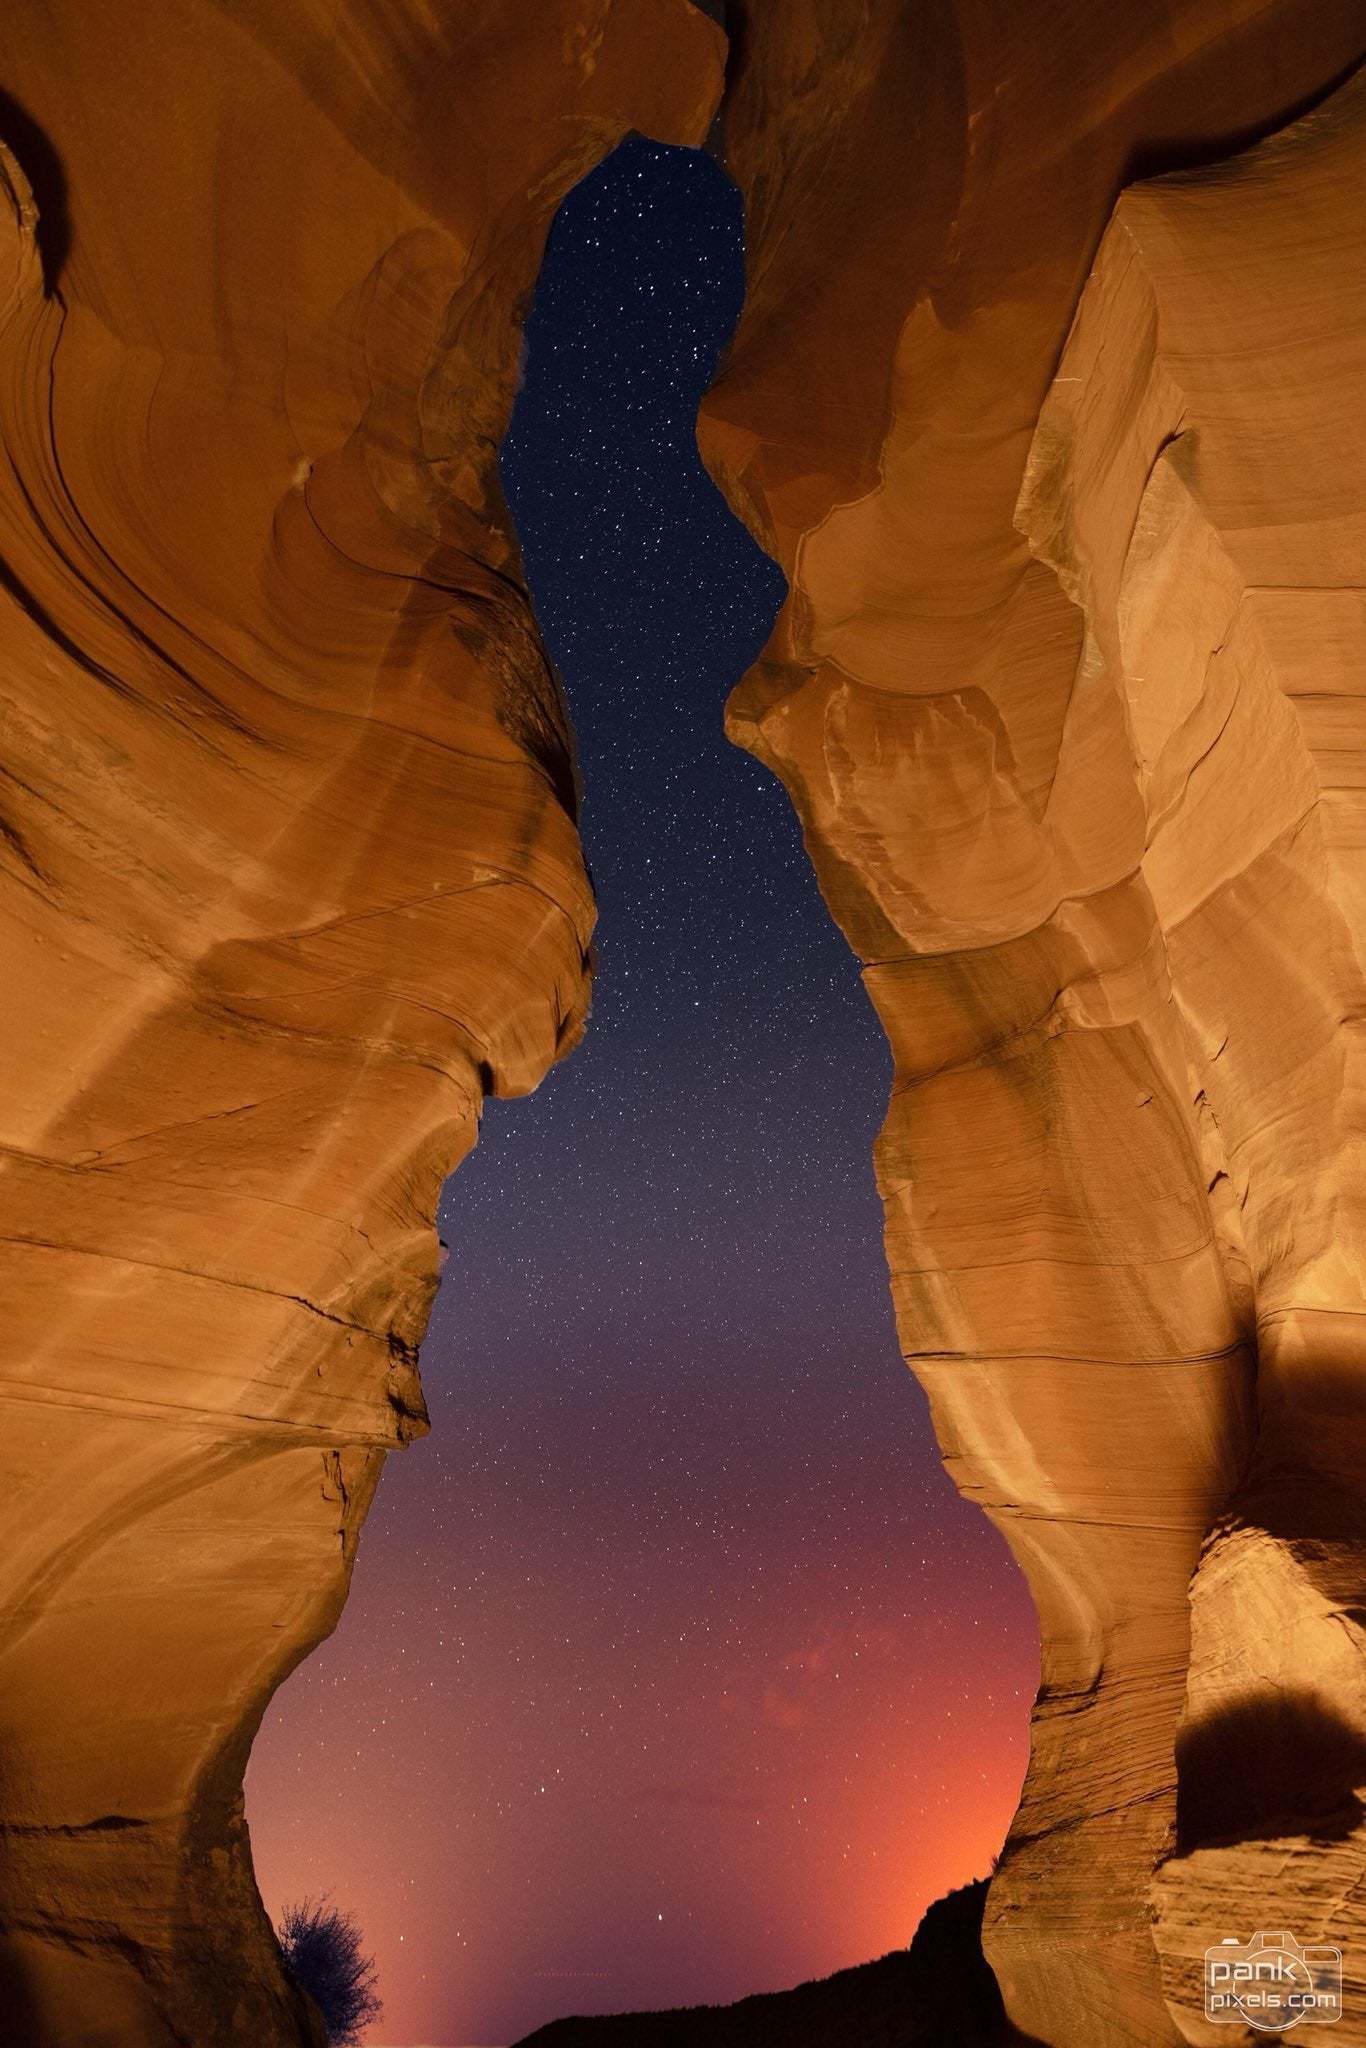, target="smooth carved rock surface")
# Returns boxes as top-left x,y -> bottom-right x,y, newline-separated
0,5 -> 722,2043
1040,77 -> 1366,2045
3,5 -> 1366,2047
698,8 -> 1366,2047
